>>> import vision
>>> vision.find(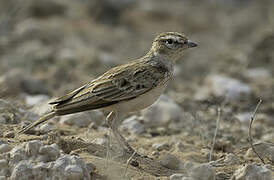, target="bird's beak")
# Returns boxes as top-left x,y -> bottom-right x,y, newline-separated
187,40 -> 198,48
